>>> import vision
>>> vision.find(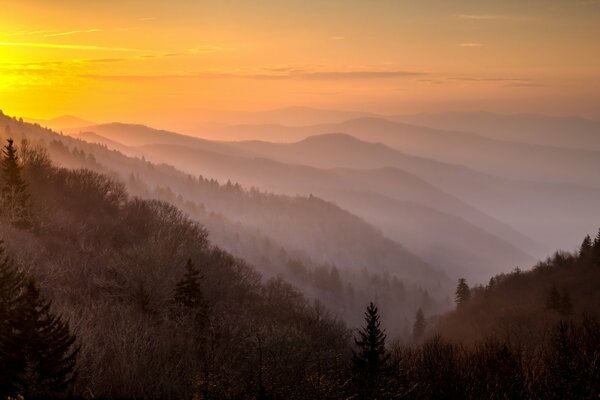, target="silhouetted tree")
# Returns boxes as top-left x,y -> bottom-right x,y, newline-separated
0,248 -> 78,399
454,278 -> 471,308
412,308 -> 426,341
545,284 -> 561,311
0,138 -> 30,226
559,291 -> 573,316
579,235 -> 593,264
352,302 -> 391,399
592,228 -> 600,265
0,241 -> 26,397
174,258 -> 204,310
